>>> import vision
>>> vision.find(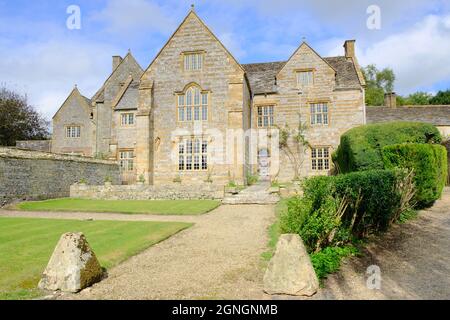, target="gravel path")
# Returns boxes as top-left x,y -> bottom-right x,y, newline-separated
312,188 -> 450,300
37,205 -> 274,300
